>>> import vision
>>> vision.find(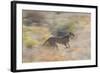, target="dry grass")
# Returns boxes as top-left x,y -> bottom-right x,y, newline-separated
22,12 -> 91,63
